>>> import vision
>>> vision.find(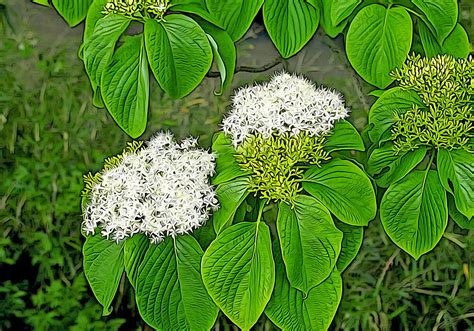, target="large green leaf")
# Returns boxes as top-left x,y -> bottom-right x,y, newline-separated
197,19 -> 236,93
448,194 -> 473,230
302,159 -> 376,226
367,143 -> 427,188
334,219 -> 363,272
419,21 -> 470,59
412,0 -> 457,43
212,177 -> 250,234
202,222 -> 274,330
144,15 -> 212,99
380,170 -> 448,259
346,4 -> 412,88
211,132 -> 250,185
324,120 -> 365,152
83,0 -> 108,40
263,0 -> 319,58
123,234 -> 149,287
83,235 -> 124,316
170,0 -> 221,27
52,0 -> 93,26
101,35 -> 149,138
265,241 -> 342,331
205,0 -> 264,41
277,196 -> 342,293
437,149 -> 473,219
83,15 -> 130,90
331,0 -> 360,26
319,0 -> 348,38
135,236 -> 218,330
367,87 -> 424,145
81,0 -> 109,108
